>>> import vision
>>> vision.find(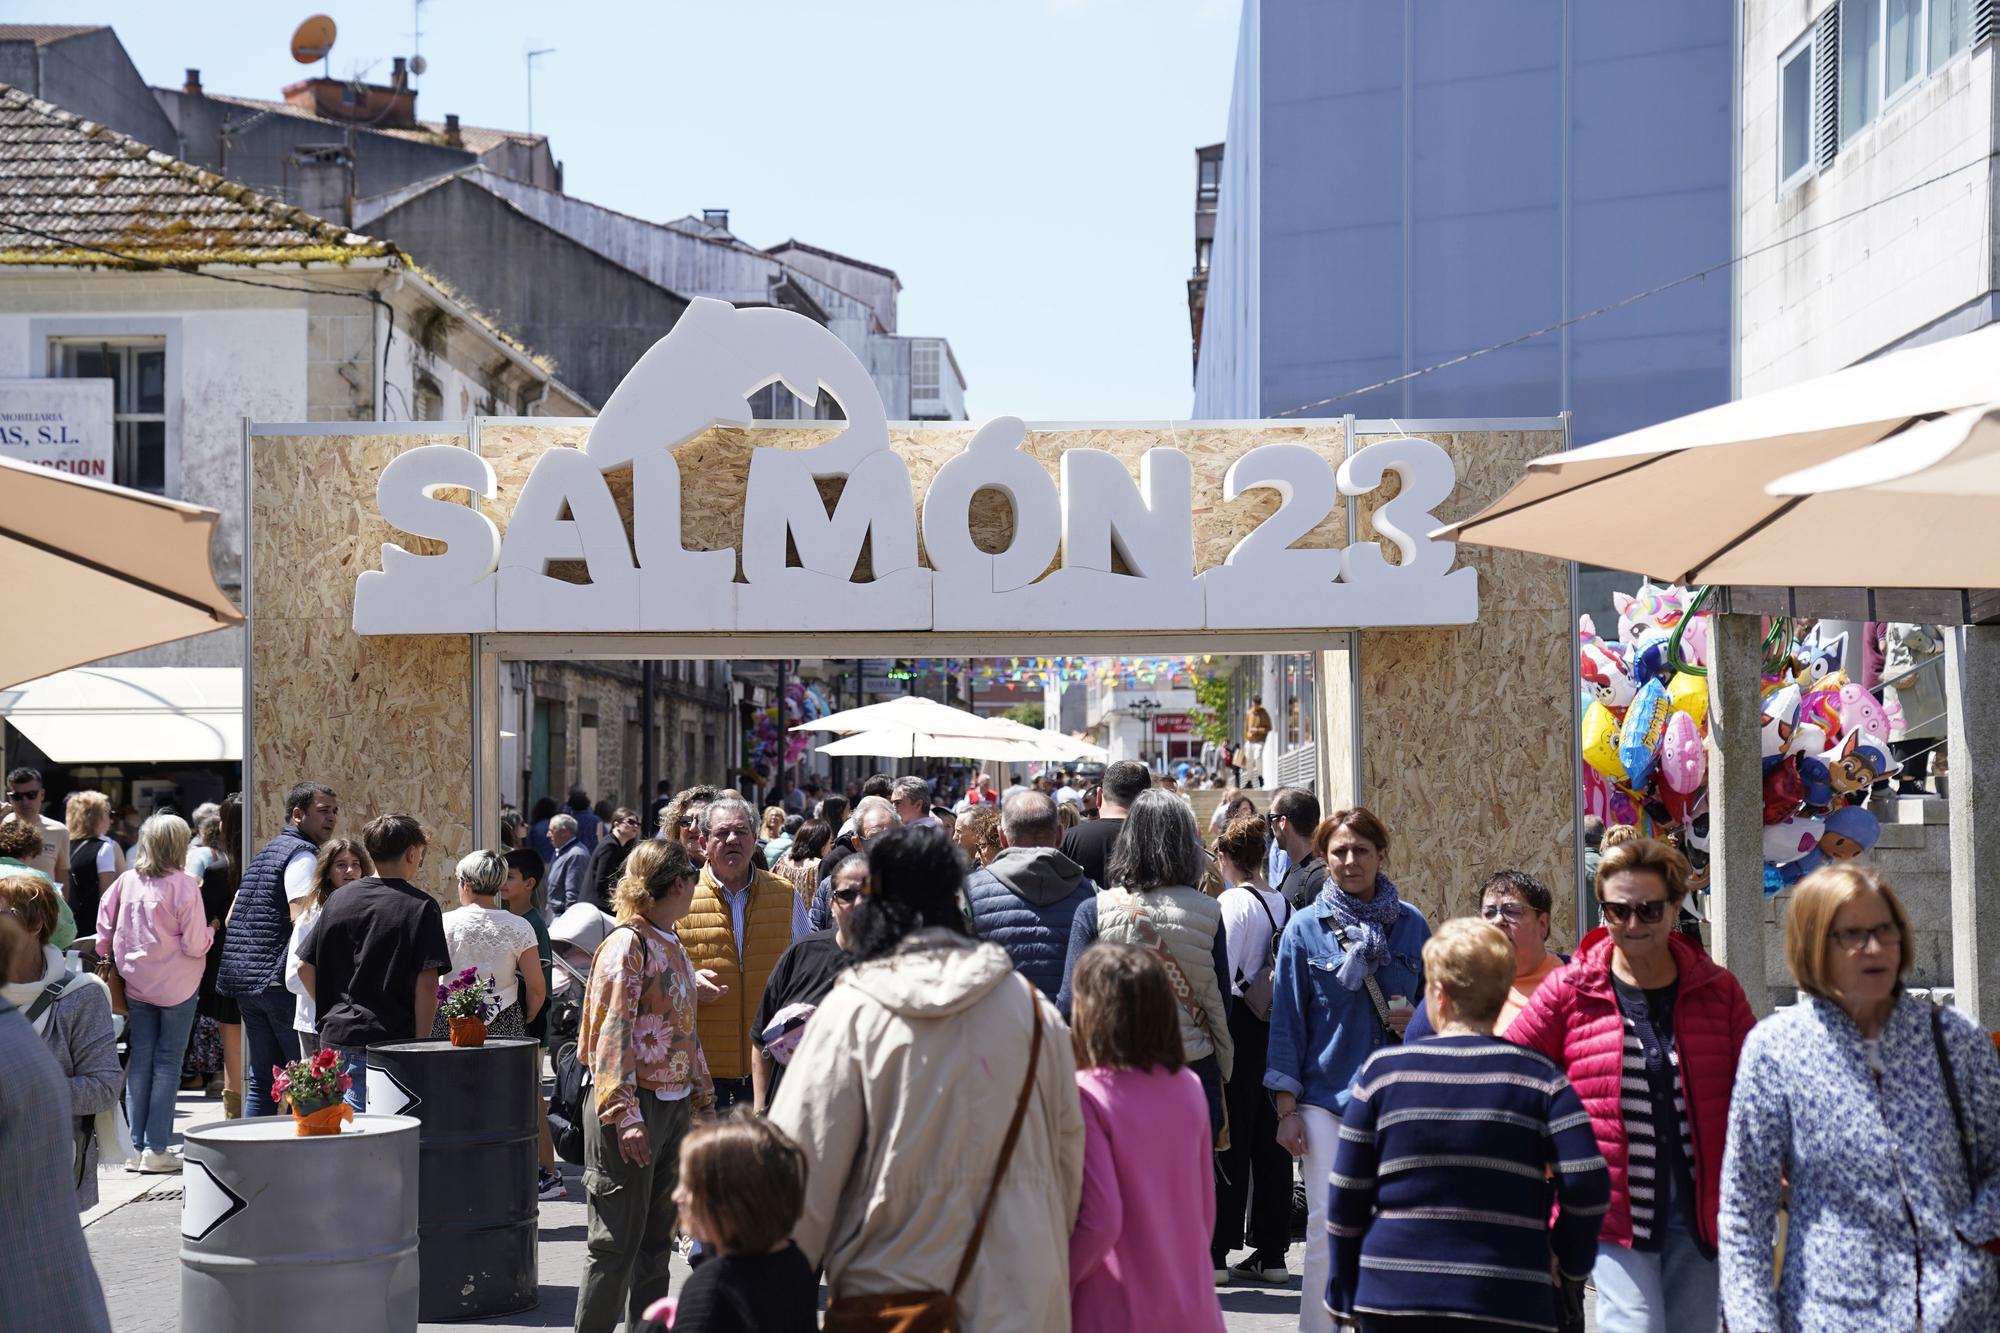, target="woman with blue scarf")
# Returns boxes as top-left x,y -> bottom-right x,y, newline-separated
1263,807 -> 1429,1333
